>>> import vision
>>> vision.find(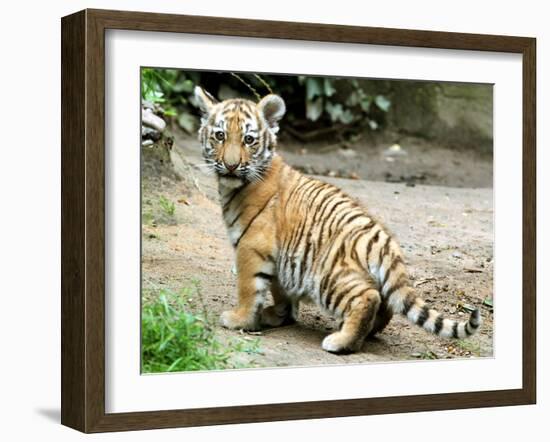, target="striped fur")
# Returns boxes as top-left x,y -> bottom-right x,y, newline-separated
195,87 -> 482,353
